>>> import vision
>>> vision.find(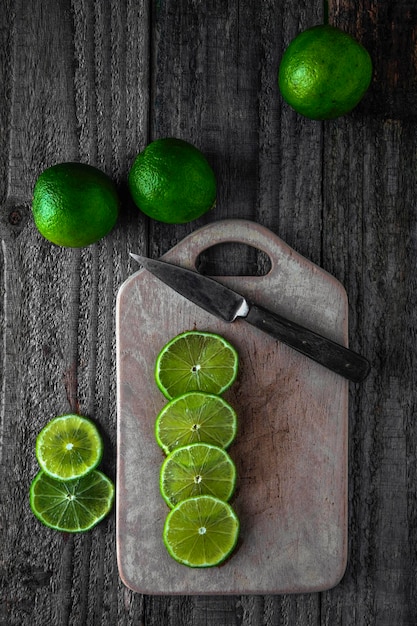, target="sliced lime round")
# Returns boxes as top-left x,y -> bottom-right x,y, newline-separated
155,331 -> 239,400
163,495 -> 240,567
155,391 -> 238,454
159,442 -> 237,508
29,470 -> 114,532
35,414 -> 103,480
